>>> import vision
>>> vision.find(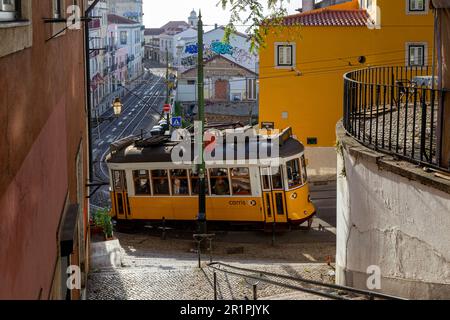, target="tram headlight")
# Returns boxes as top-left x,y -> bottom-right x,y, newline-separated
291,193 -> 298,199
